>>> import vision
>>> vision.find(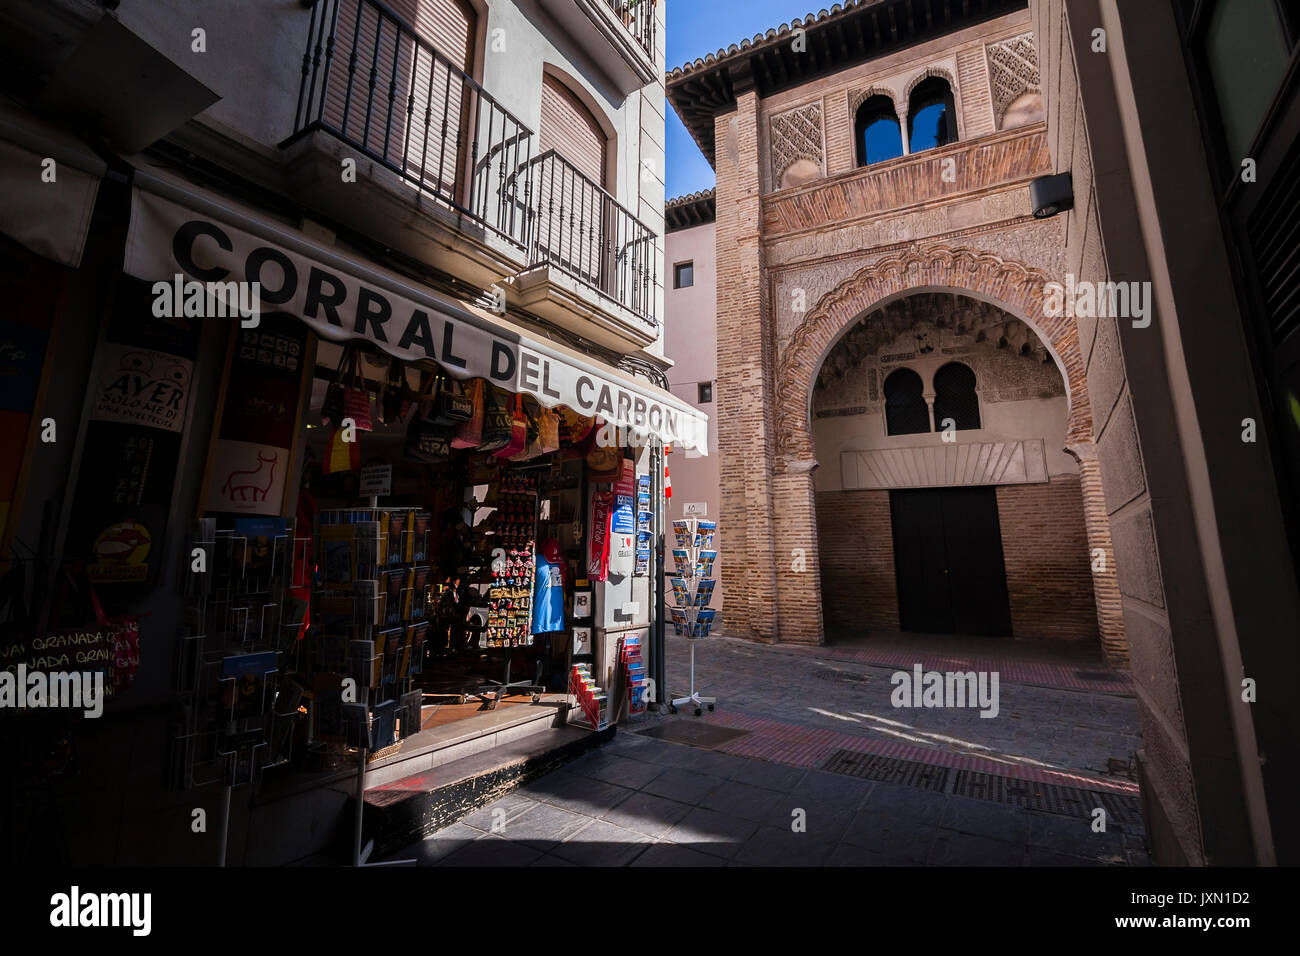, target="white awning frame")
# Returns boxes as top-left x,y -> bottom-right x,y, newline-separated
124,166 -> 707,454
